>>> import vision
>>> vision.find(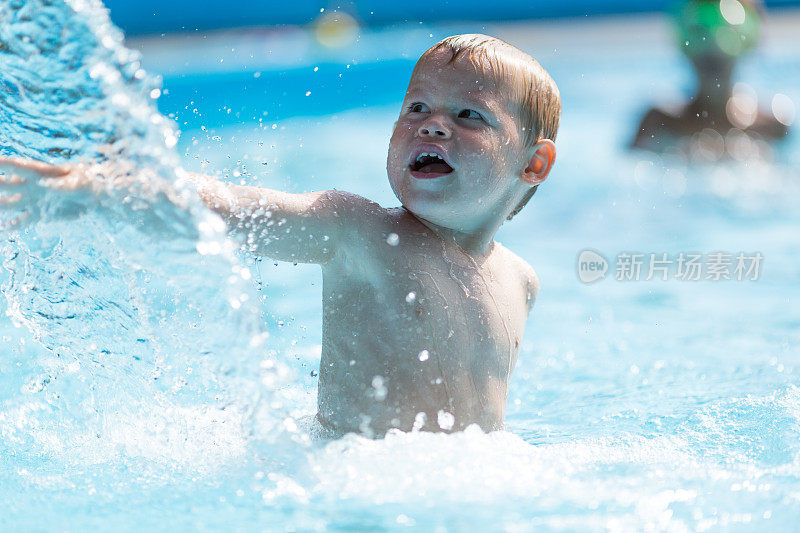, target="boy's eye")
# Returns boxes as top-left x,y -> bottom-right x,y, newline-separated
458,109 -> 483,120
407,103 -> 429,113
